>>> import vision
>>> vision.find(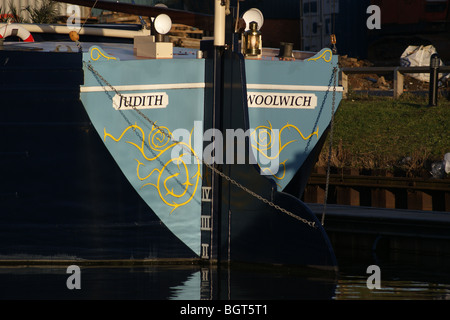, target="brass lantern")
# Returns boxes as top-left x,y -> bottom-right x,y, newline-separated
243,21 -> 262,57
